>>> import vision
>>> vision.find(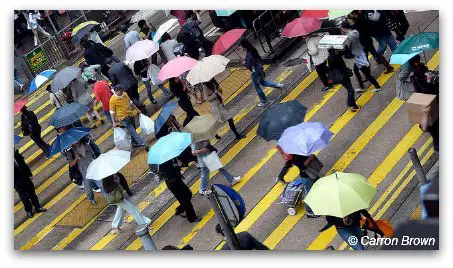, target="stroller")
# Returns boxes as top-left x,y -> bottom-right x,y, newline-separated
280,178 -> 308,216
